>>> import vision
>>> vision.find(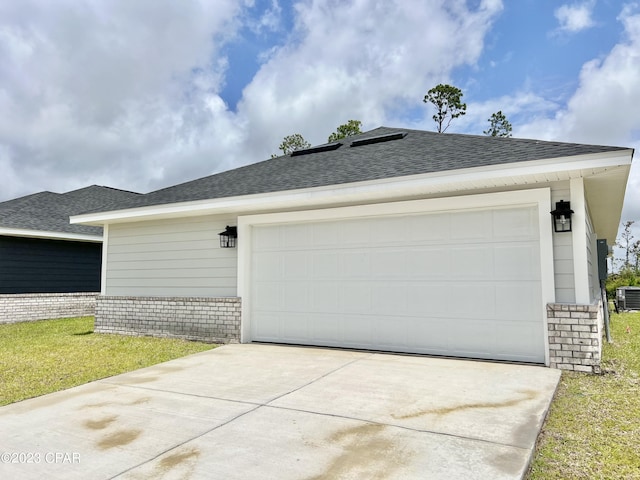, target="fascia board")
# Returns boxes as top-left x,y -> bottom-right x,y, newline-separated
0,227 -> 102,242
70,149 -> 634,226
